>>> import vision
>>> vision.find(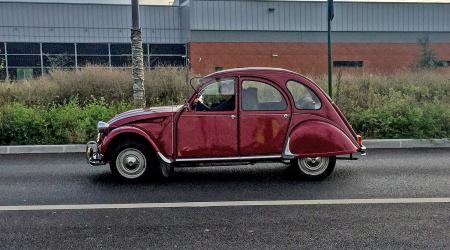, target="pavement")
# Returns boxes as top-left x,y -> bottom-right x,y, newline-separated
0,148 -> 450,249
